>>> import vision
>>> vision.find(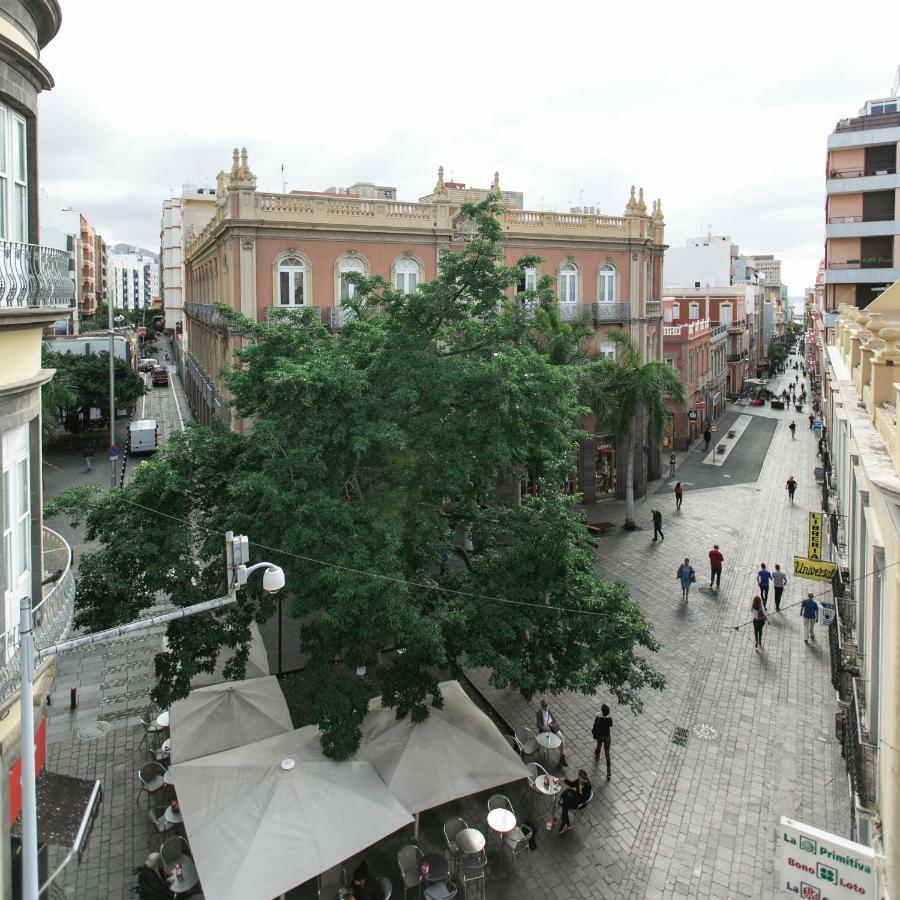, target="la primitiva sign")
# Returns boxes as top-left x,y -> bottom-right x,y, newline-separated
778,817 -> 876,898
